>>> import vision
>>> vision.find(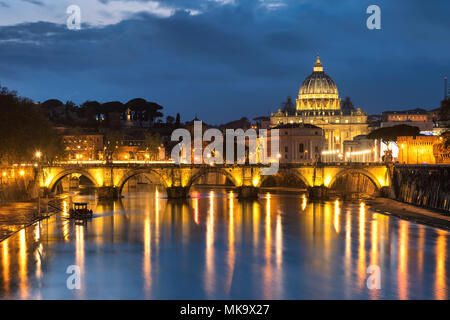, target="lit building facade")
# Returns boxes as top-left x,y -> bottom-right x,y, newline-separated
273,124 -> 324,163
271,56 -> 369,155
397,136 -> 439,164
381,109 -> 434,132
63,134 -> 104,161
